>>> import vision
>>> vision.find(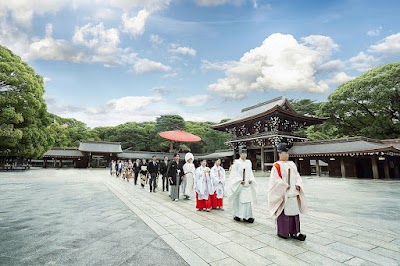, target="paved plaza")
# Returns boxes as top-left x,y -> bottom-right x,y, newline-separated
1,169 -> 400,265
